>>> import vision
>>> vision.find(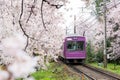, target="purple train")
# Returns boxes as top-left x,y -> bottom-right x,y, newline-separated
60,35 -> 86,63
